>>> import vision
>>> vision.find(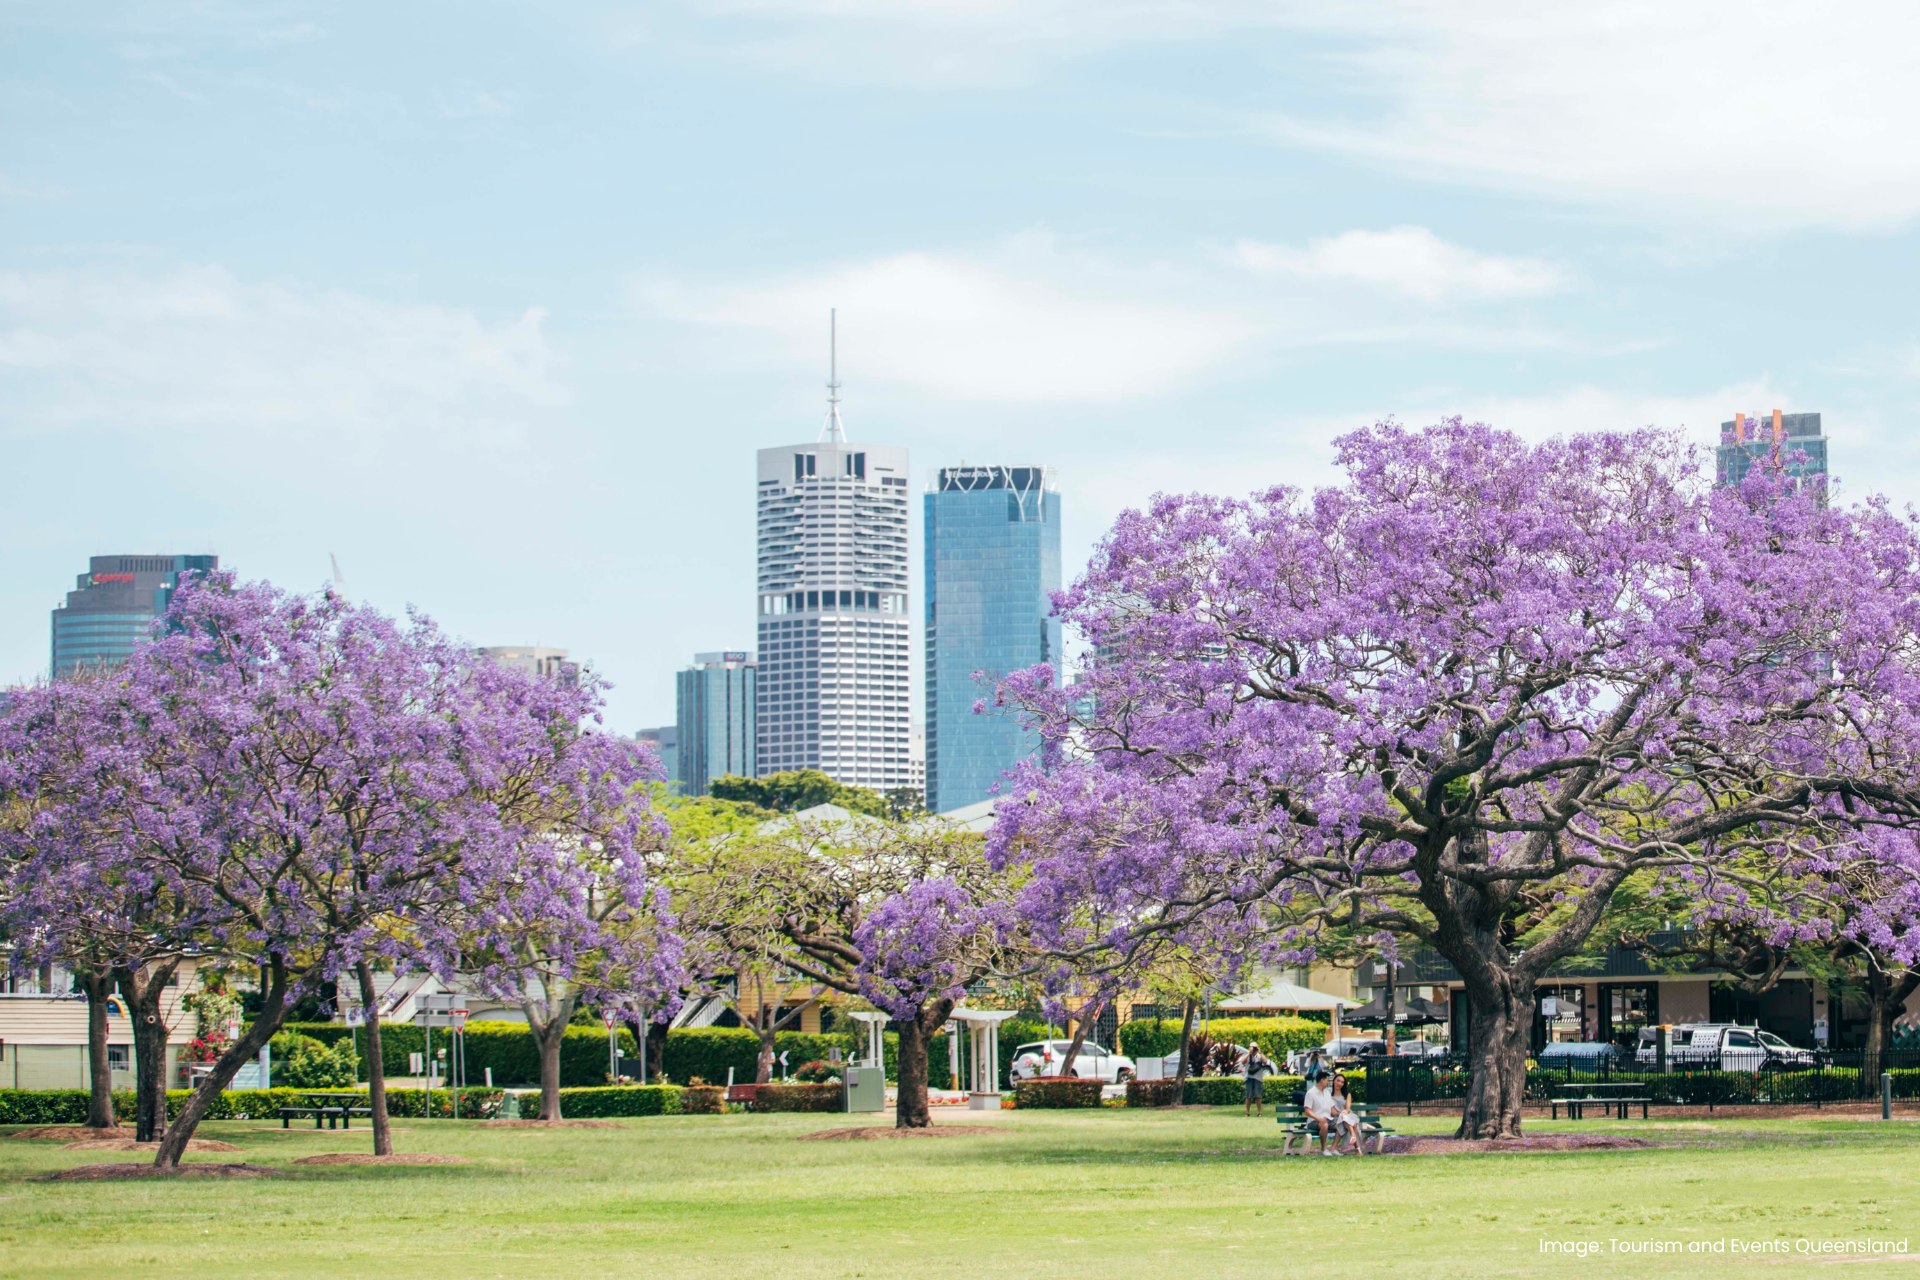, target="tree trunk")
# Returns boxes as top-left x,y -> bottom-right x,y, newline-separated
894,998 -> 954,1129
81,967 -> 117,1130
354,963 -> 394,1156
115,960 -> 179,1144
1171,998 -> 1197,1103
756,1027 -> 777,1084
1455,971 -> 1533,1139
154,959 -> 287,1169
646,1019 -> 667,1083
1057,995 -> 1101,1079
533,1018 -> 566,1120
